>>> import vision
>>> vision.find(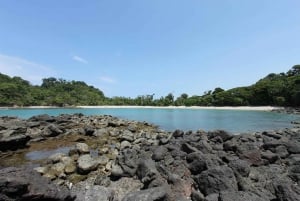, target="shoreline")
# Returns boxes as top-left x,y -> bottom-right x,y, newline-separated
0,105 -> 284,111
